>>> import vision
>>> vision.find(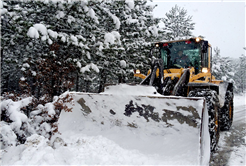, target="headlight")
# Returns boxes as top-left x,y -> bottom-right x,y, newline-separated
195,37 -> 200,42
202,67 -> 208,73
155,43 -> 159,48
135,69 -> 140,74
